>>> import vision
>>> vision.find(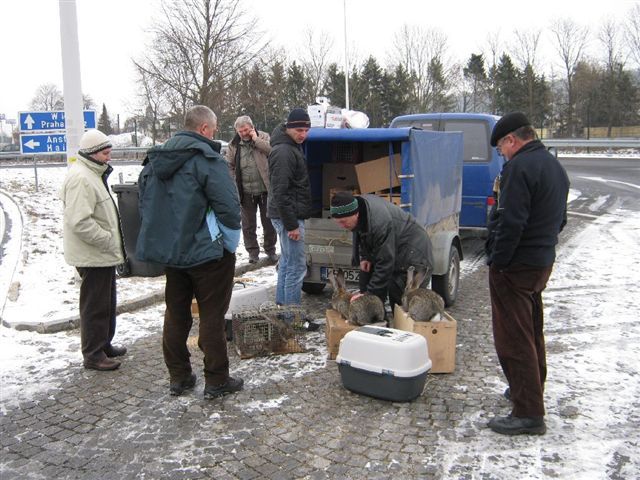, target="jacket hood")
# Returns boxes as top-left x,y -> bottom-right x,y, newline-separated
270,124 -> 299,148
146,131 -> 222,180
